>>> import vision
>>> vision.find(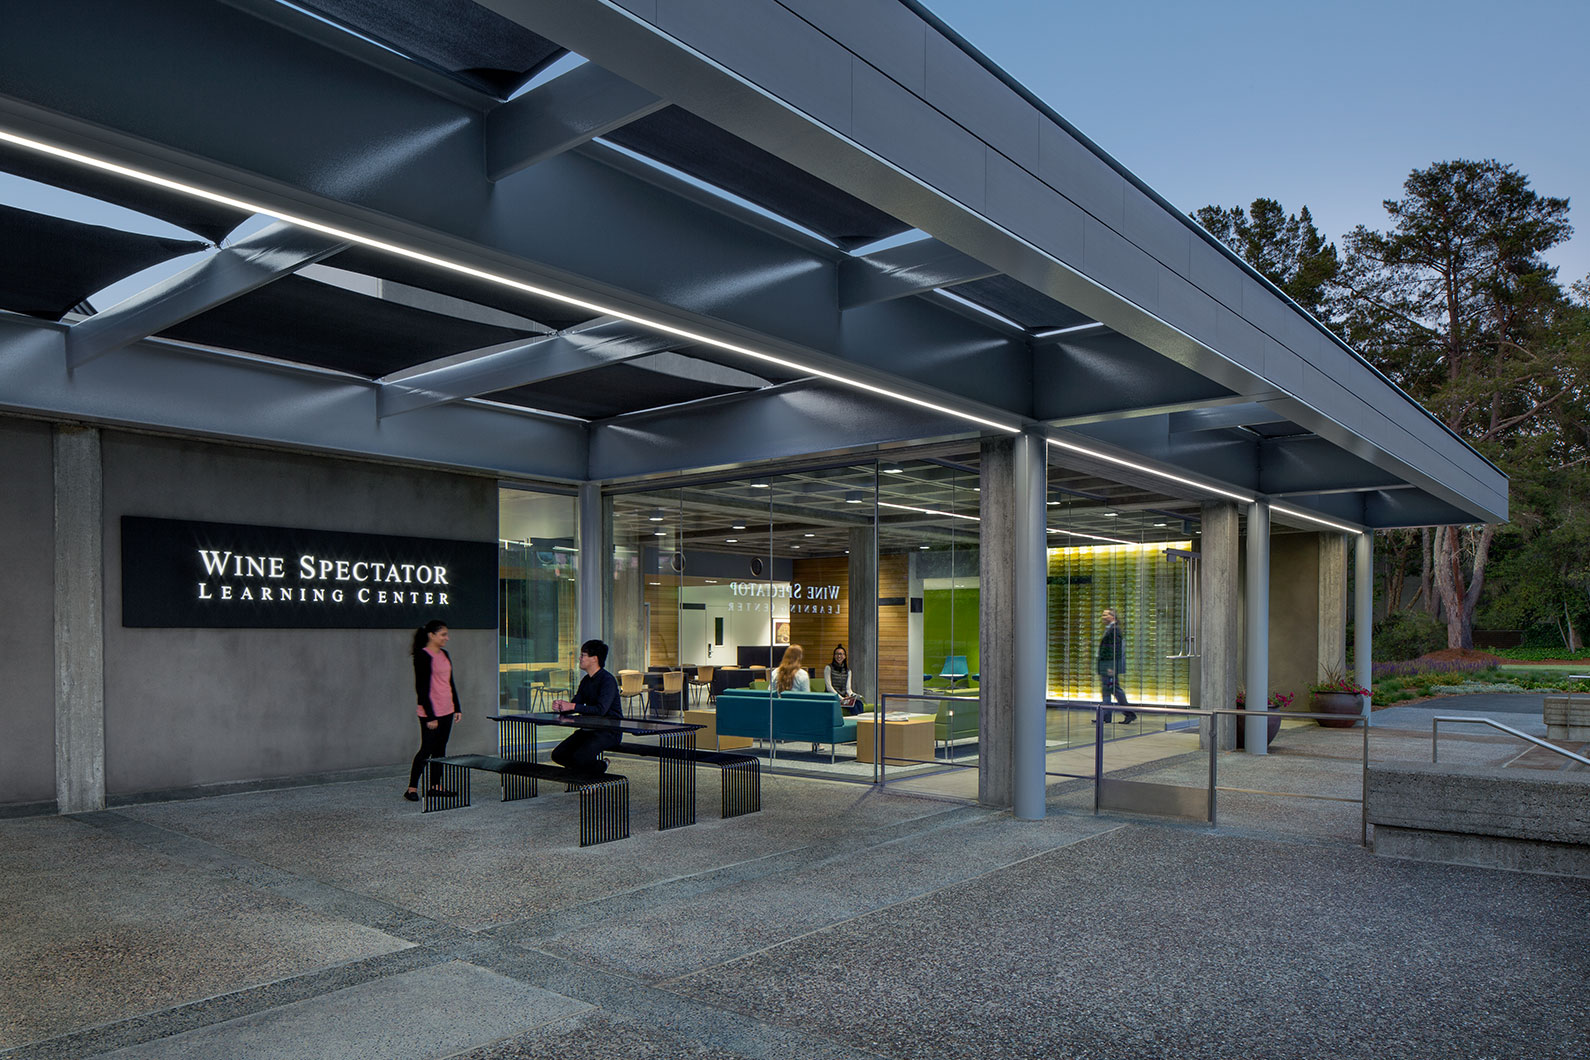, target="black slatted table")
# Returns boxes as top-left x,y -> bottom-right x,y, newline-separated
490,712 -> 702,830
